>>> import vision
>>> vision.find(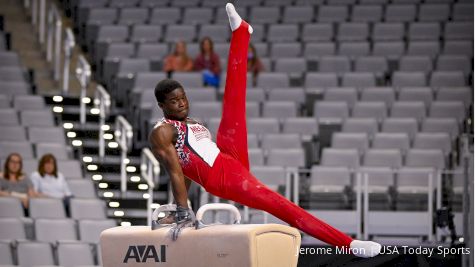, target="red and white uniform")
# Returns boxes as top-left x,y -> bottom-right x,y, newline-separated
157,21 -> 354,248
